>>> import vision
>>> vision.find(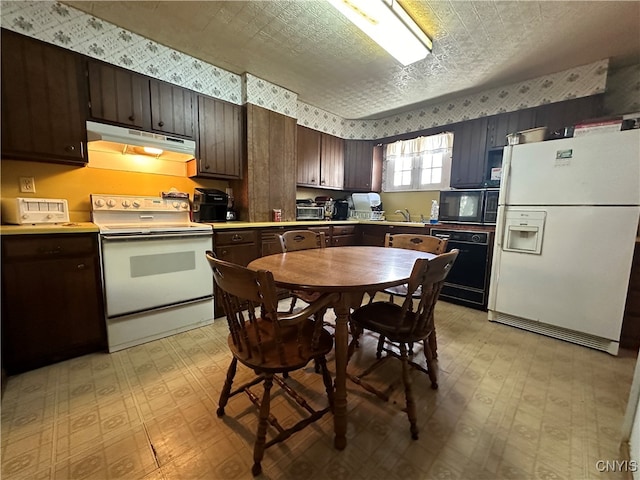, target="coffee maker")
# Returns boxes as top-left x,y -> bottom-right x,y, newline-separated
192,188 -> 228,222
